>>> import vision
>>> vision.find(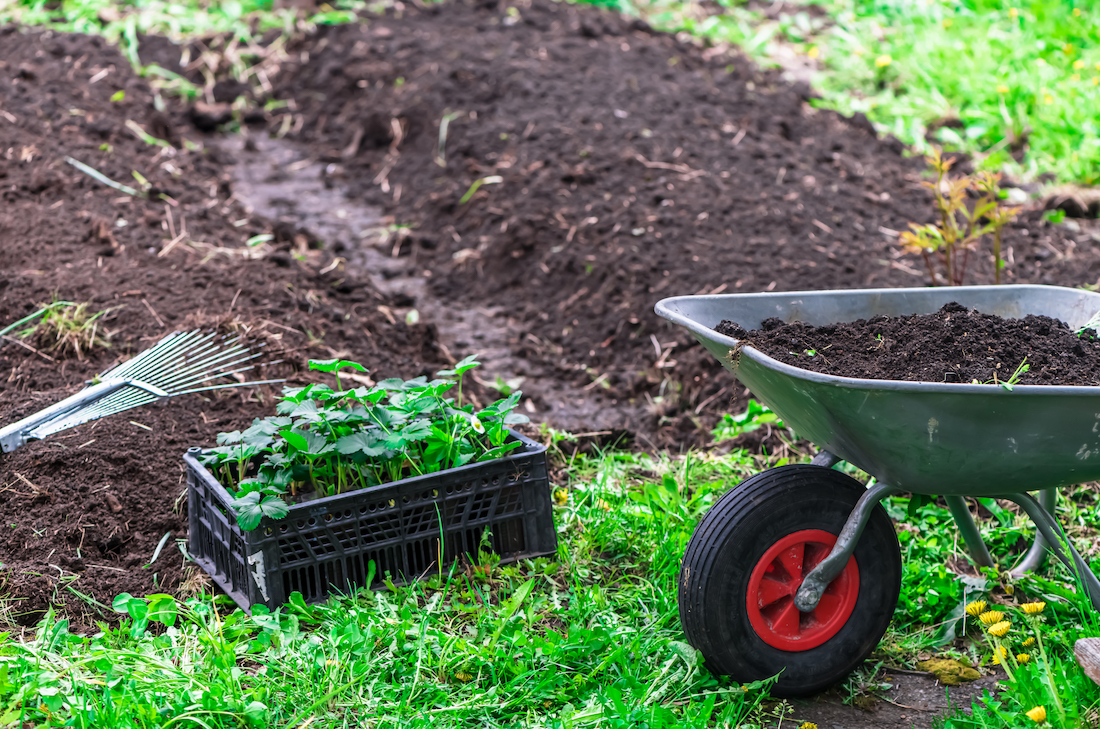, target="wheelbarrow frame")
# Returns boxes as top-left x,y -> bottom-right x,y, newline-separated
656,284 -> 1100,616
